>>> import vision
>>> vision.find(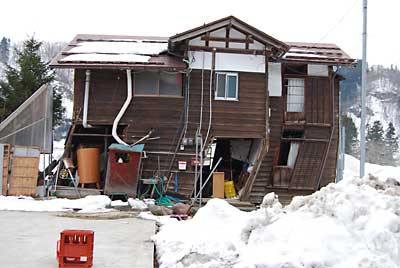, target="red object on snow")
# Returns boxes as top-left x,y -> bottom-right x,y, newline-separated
56,230 -> 94,268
